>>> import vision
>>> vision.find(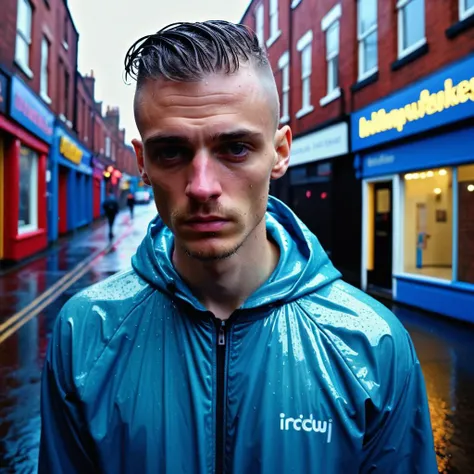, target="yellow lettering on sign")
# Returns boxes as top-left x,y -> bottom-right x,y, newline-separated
59,136 -> 83,164
358,74 -> 474,139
